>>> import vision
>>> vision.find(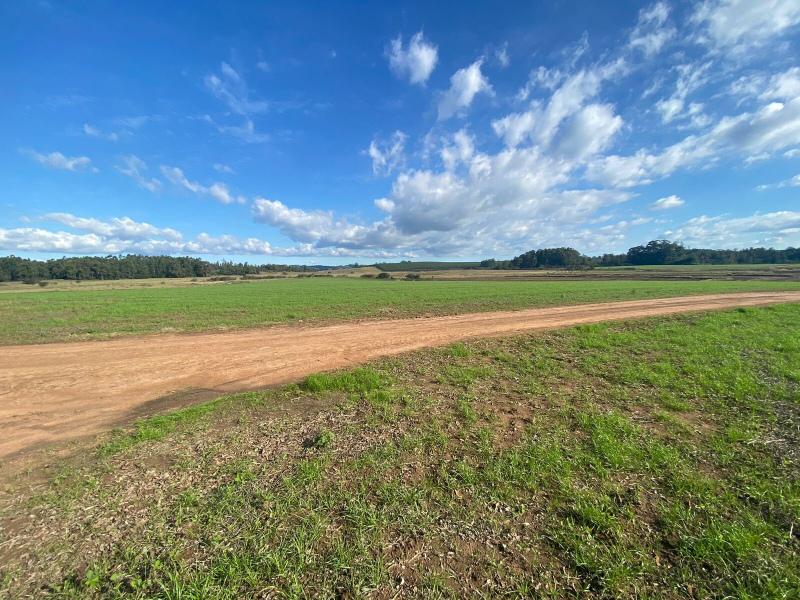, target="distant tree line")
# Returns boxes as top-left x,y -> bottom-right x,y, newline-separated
481,240 -> 800,270
3,239 -> 800,282
597,240 -> 800,267
0,255 -> 310,283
